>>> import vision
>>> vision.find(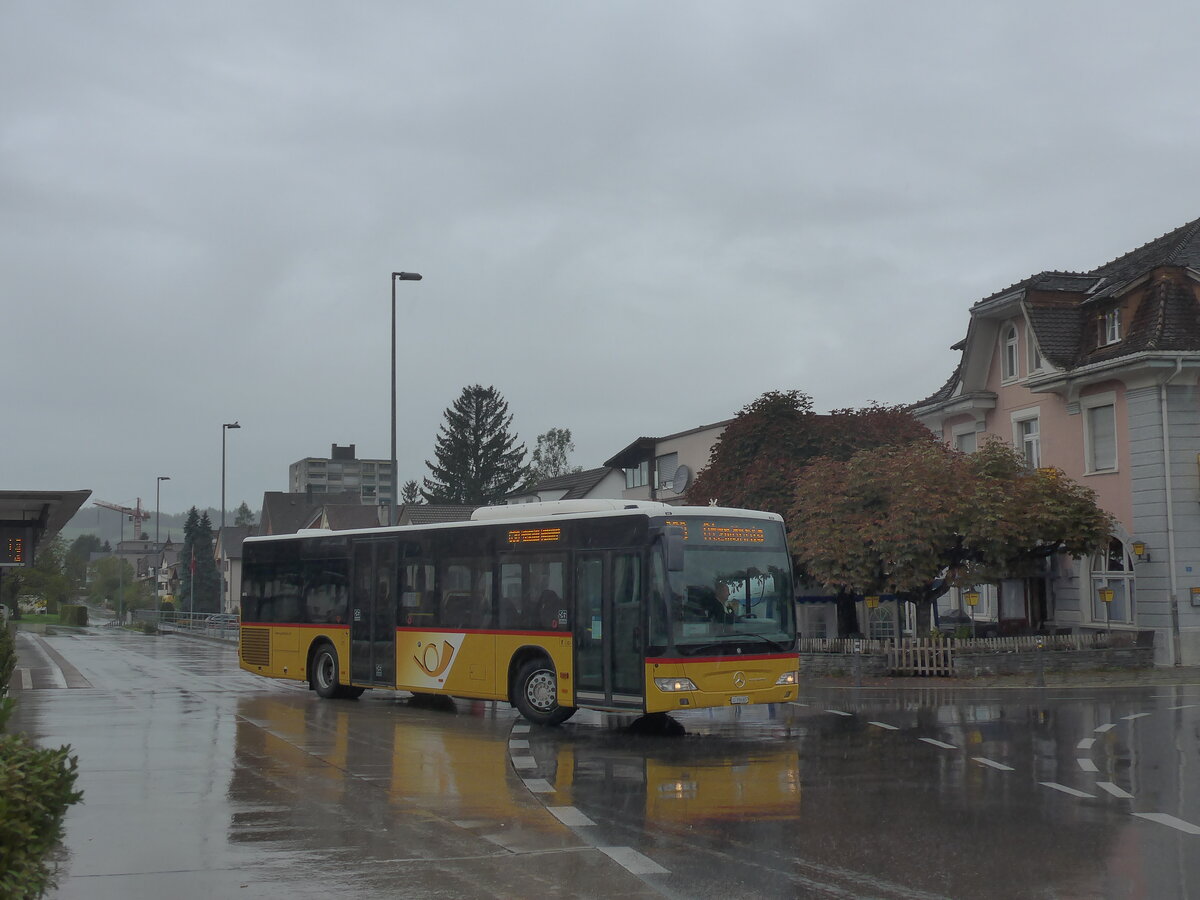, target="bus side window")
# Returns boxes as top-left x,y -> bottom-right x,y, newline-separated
499,561 -> 524,629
